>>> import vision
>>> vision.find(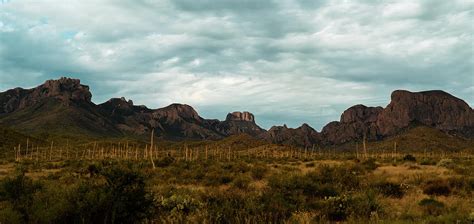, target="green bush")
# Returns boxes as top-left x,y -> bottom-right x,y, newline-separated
420,158 -> 437,165
373,181 -> 405,198
203,189 -> 280,223
418,198 -> 445,216
403,154 -> 416,162
250,164 -> 268,180
423,180 -> 451,196
155,156 -> 175,168
0,206 -> 22,224
159,194 -> 201,215
33,165 -> 156,223
0,172 -> 42,223
317,191 -> 382,222
319,195 -> 350,221
361,158 -> 379,171
232,174 -> 252,189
